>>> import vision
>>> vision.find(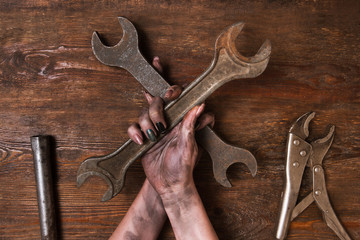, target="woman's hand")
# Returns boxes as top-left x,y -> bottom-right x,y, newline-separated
126,56 -> 218,240
128,90 -> 213,196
